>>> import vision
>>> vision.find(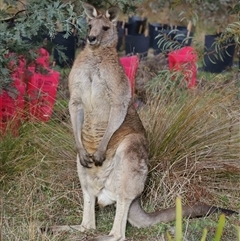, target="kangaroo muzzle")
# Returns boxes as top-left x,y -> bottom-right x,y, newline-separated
87,35 -> 98,45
